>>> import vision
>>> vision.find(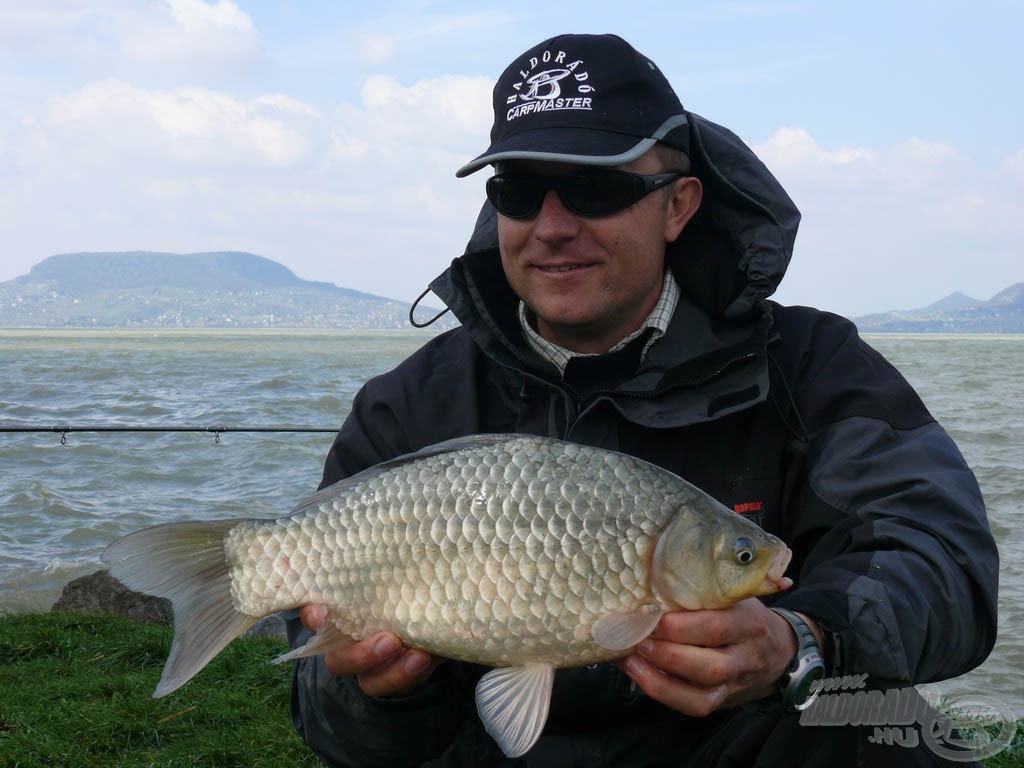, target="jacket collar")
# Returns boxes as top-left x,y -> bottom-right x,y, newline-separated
429,244 -> 776,430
